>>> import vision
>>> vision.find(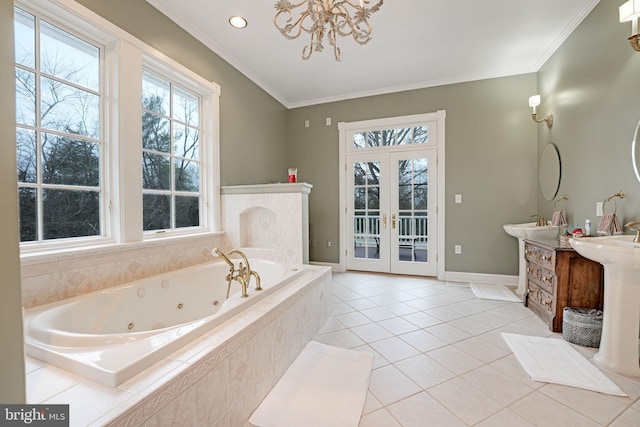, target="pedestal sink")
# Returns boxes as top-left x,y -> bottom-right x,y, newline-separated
503,222 -> 560,298
569,235 -> 640,377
